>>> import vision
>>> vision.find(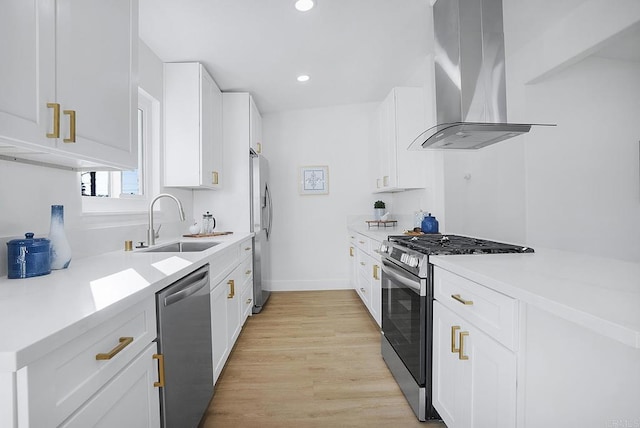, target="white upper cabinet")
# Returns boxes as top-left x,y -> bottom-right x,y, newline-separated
0,0 -> 138,170
249,96 -> 263,154
164,62 -> 223,189
373,87 -> 428,193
